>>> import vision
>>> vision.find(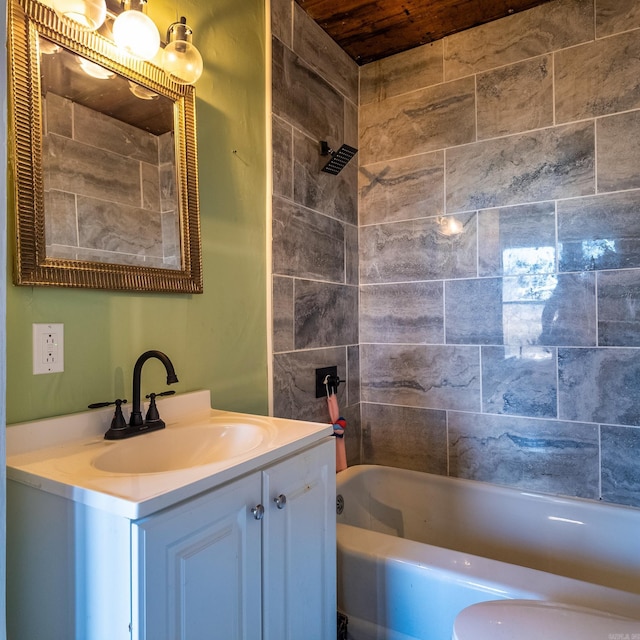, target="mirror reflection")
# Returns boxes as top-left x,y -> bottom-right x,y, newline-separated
40,36 -> 181,270
8,0 -> 202,293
